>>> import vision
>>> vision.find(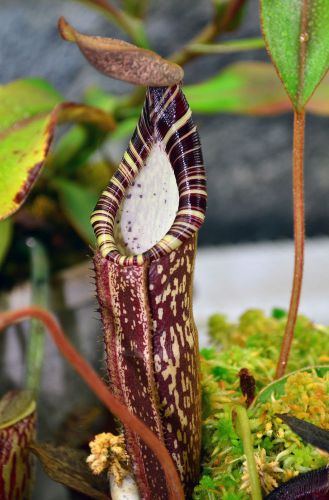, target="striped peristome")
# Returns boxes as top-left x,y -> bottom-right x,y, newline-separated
91,84 -> 206,265
93,84 -> 206,499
